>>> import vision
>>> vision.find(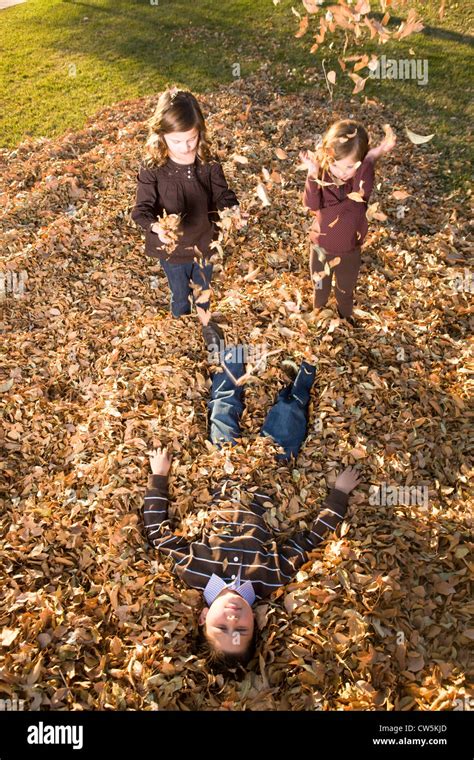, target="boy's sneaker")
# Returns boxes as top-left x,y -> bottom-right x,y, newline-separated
202,320 -> 225,354
281,359 -> 299,382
